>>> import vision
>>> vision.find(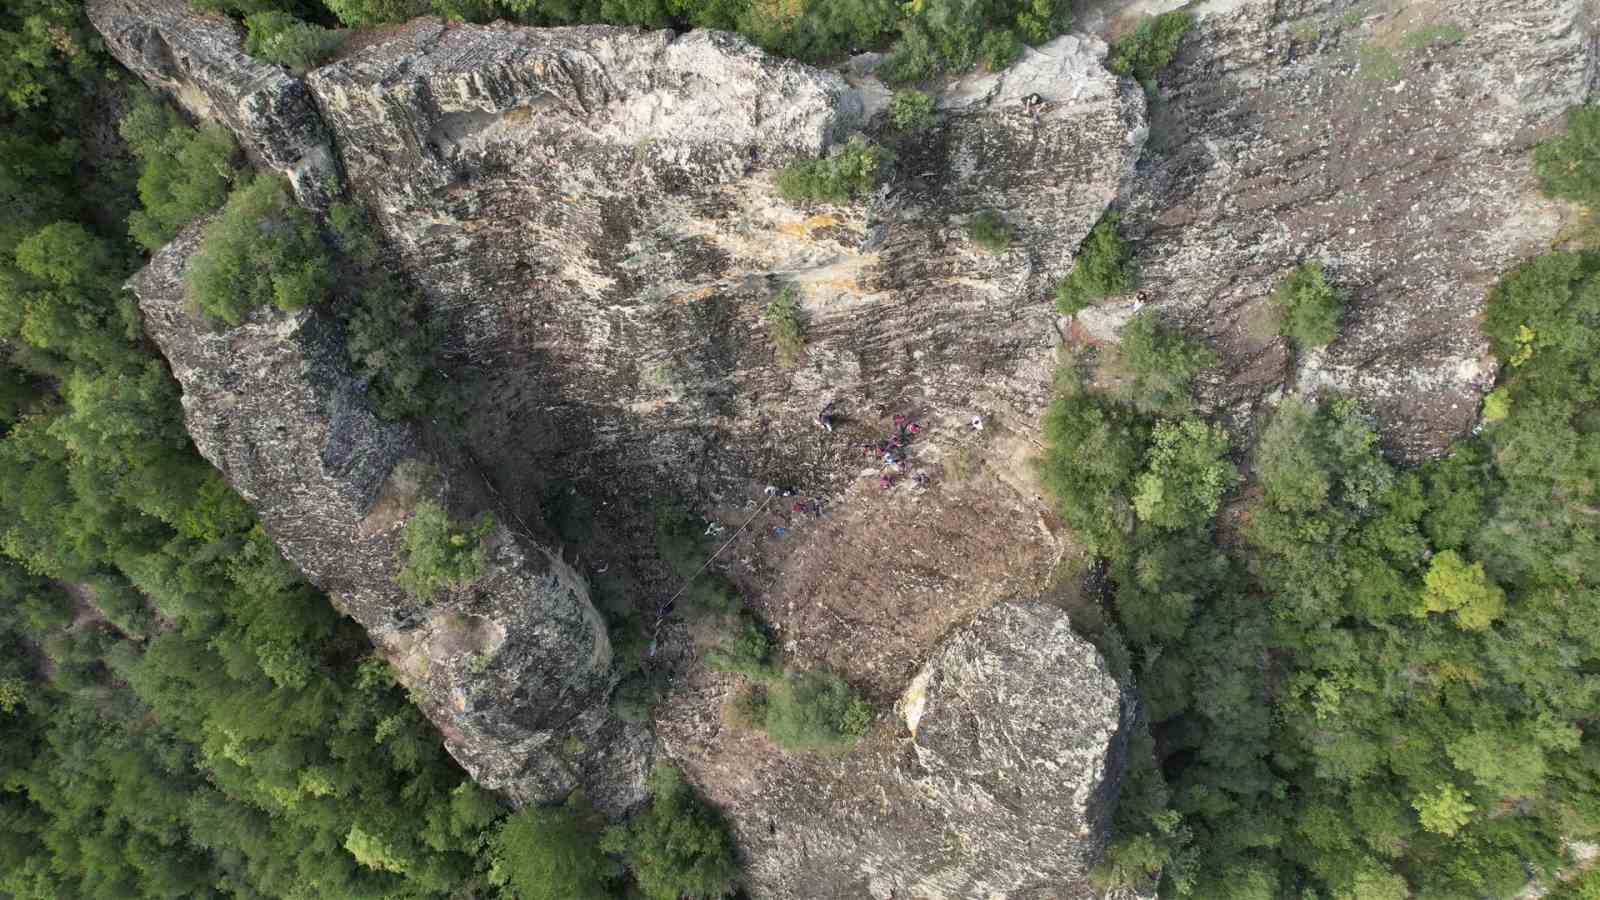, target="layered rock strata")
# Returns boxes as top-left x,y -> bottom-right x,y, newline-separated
127,224 -> 650,814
